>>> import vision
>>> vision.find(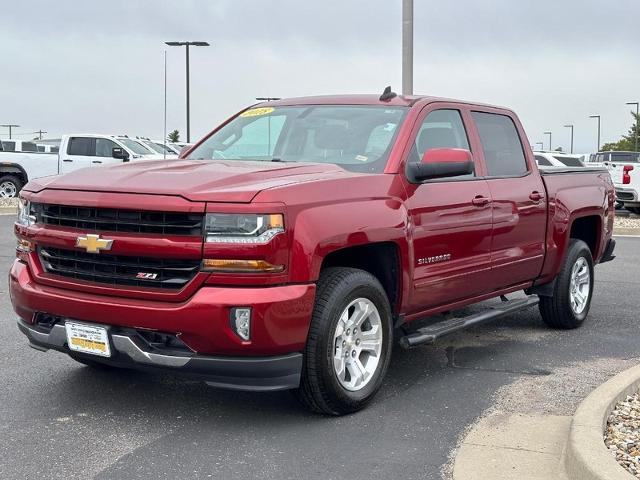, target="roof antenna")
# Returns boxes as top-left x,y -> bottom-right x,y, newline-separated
379,86 -> 397,101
